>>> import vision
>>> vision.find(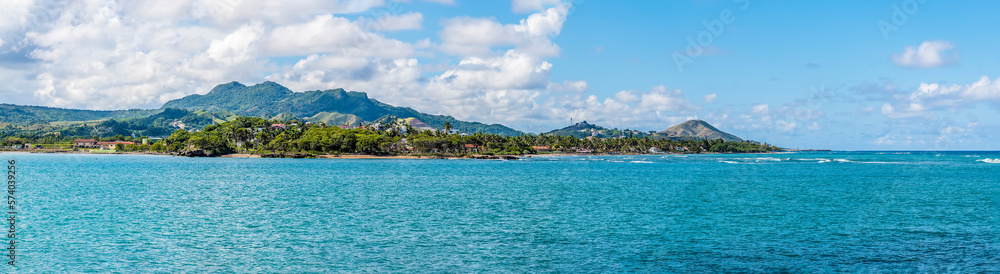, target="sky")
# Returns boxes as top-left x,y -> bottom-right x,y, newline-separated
1,0 -> 999,150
